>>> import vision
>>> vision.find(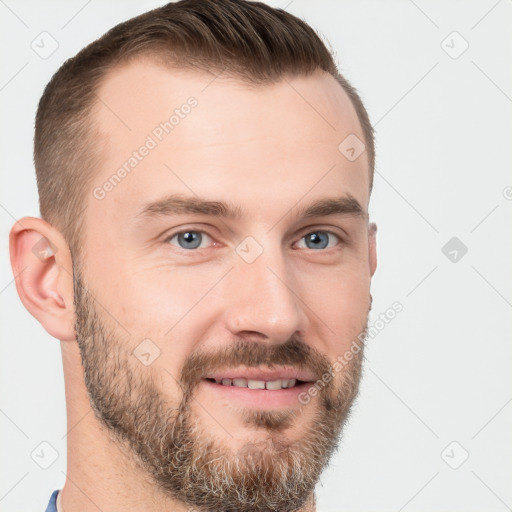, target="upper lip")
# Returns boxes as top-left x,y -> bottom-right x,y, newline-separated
203,366 -> 316,382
